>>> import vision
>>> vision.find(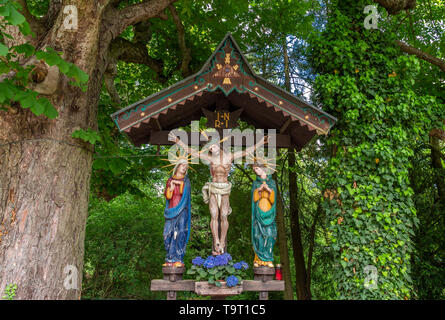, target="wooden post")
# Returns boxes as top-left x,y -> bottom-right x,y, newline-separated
254,267 -> 275,300
273,172 -> 294,300
162,266 -> 185,300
